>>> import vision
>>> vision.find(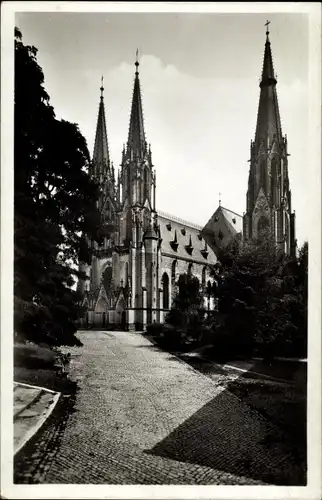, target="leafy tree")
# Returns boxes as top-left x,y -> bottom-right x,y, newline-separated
165,273 -> 205,340
212,233 -> 308,358
14,27 -> 103,346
